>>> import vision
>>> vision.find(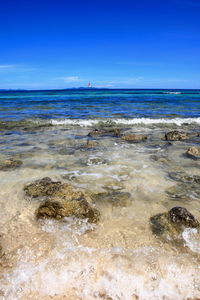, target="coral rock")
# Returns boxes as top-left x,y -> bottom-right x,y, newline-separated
0,159 -> 22,171
121,134 -> 147,143
165,131 -> 189,141
186,146 -> 200,159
